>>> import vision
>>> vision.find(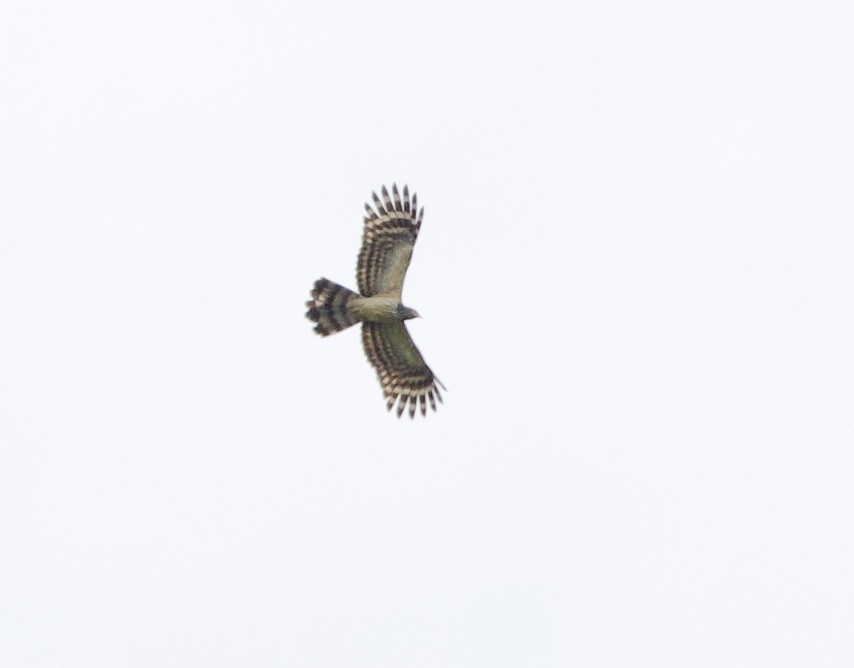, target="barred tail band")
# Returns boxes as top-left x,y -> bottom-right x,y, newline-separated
306,278 -> 361,336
